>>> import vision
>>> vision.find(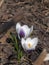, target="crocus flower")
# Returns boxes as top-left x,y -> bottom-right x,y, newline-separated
16,23 -> 33,39
21,37 -> 38,51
